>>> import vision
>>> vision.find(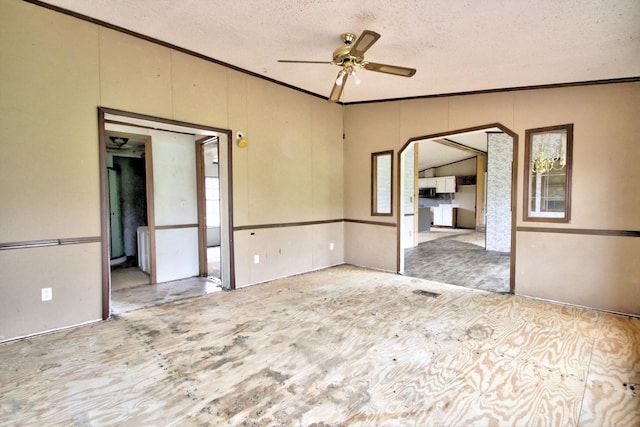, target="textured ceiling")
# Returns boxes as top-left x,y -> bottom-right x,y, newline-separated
38,0 -> 640,103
